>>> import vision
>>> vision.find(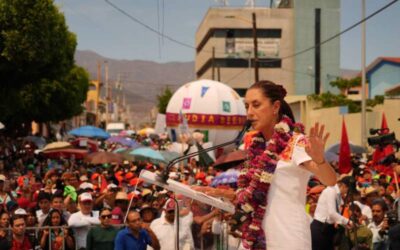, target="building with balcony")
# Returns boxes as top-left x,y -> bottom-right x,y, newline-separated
195,0 -> 340,96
